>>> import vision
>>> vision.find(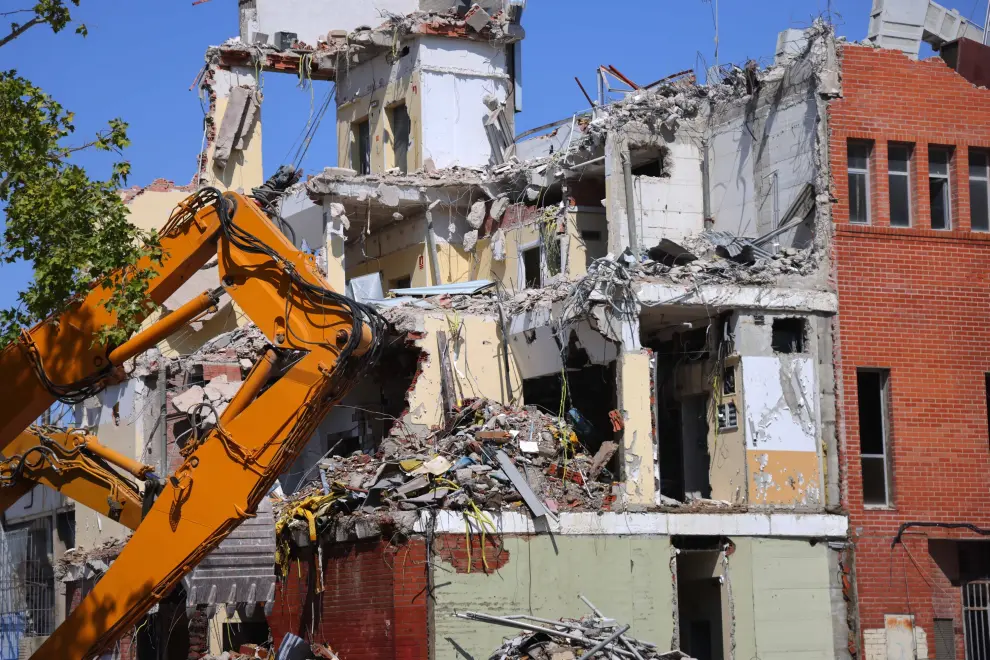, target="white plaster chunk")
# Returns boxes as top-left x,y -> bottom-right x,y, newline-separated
462,229 -> 479,252
467,200 -> 487,229
377,184 -> 401,207
491,228 -> 506,262
171,385 -> 205,414
490,196 -> 510,221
